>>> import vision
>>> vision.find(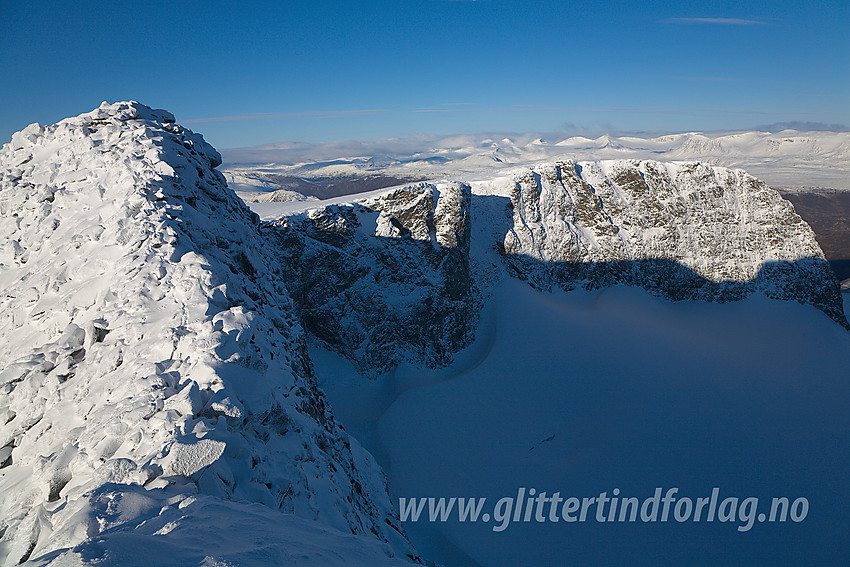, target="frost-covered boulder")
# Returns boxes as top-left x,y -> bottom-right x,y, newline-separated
0,102 -> 414,565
